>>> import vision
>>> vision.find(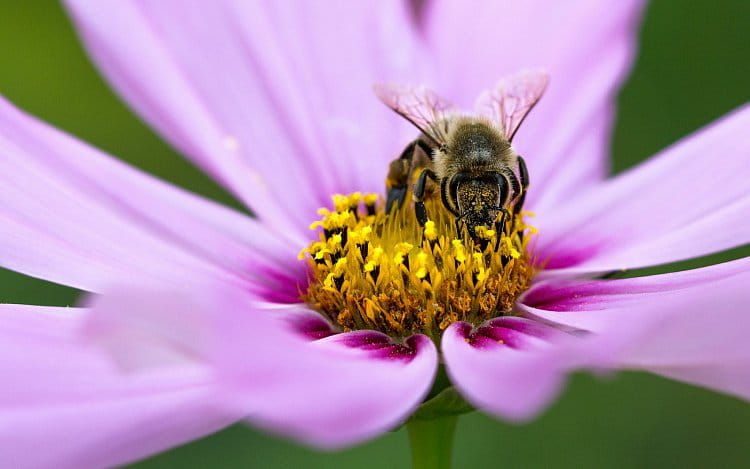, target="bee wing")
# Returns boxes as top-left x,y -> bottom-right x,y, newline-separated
475,69 -> 549,142
373,83 -> 453,147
